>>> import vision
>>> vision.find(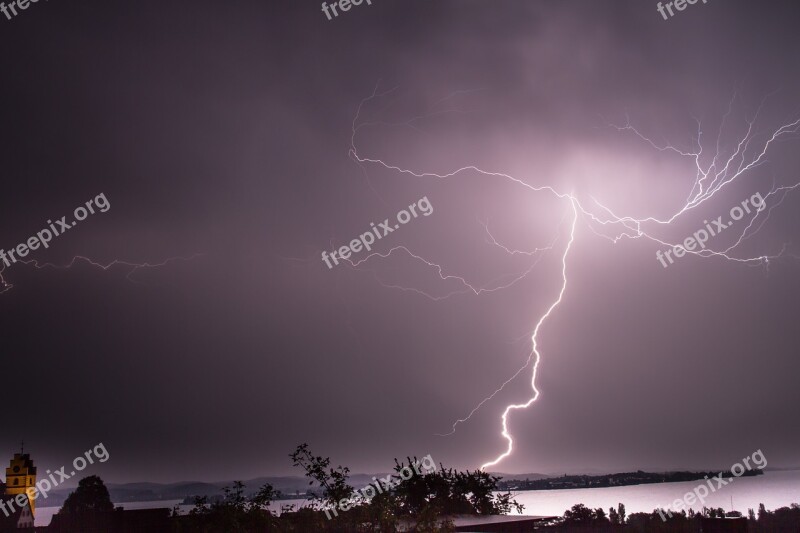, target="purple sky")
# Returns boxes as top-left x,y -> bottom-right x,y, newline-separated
0,0 -> 799,483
